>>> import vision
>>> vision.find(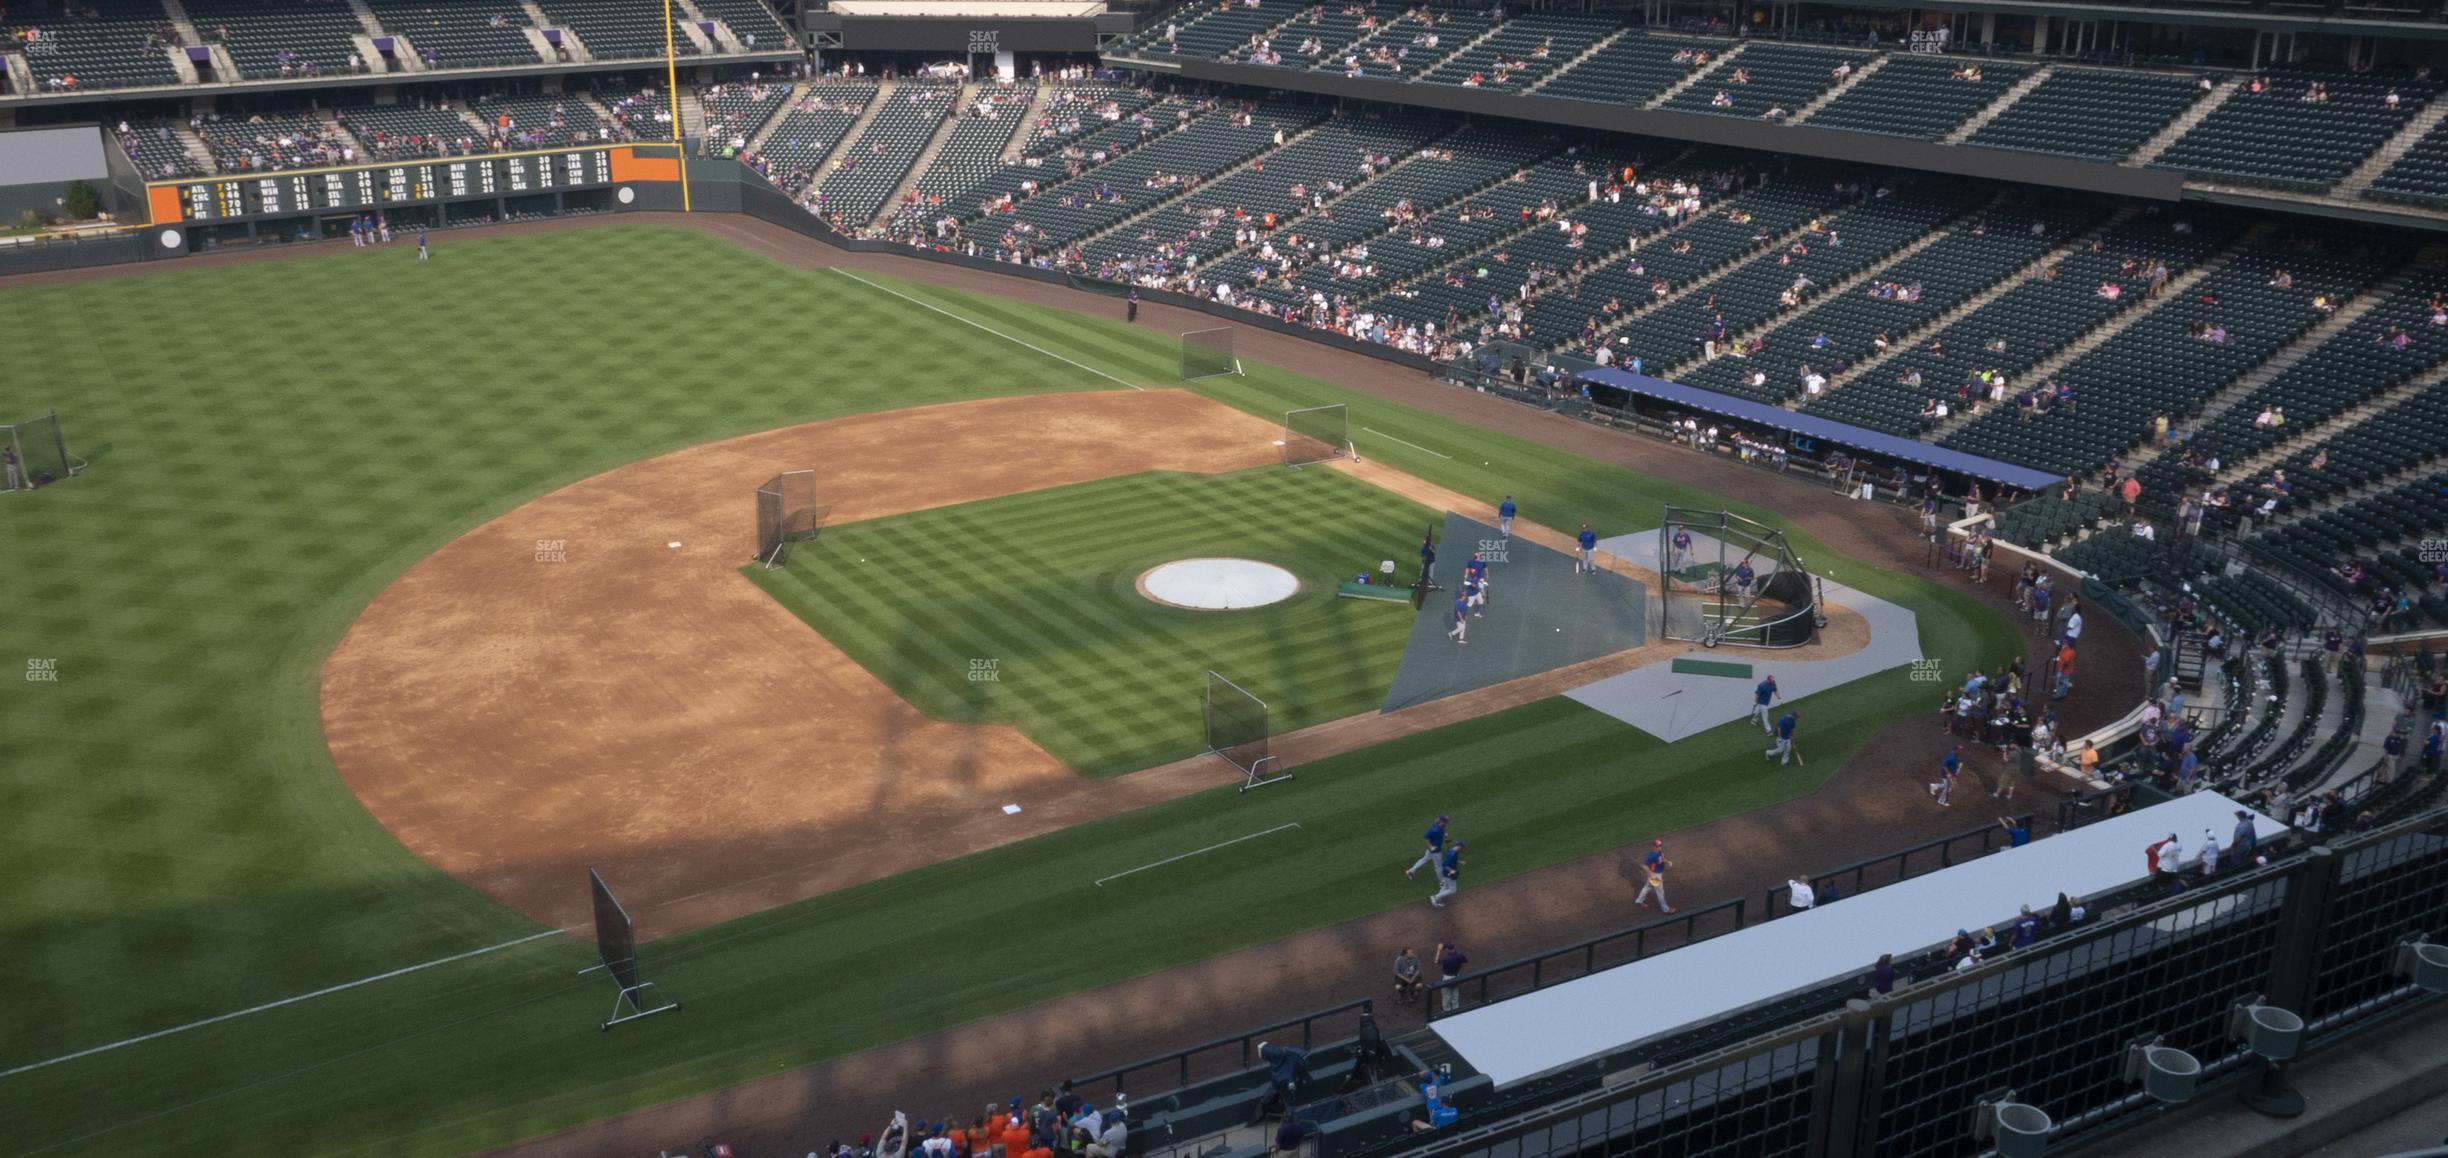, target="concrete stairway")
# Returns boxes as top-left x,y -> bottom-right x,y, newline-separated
1787,54 -> 1888,126
1943,64 -> 2055,144
1523,26 -> 1627,94
1577,195 -> 1873,353
867,82 -> 974,229
809,79 -> 900,191
739,80 -> 810,156
1917,224 -> 2269,442
172,121 -> 217,173
2167,255 -> 2427,444
2340,98 -> 2448,196
1646,42 -> 1745,110
1802,206 -> 2136,407
1662,195 -> 1994,380
1069,116 -> 1325,252
2128,78 -> 2235,167
2218,358 -> 2448,486
1005,80 -> 1057,160
157,0 -> 204,46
